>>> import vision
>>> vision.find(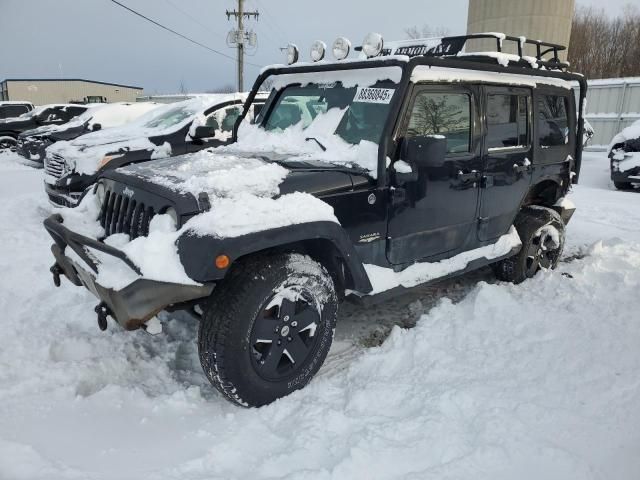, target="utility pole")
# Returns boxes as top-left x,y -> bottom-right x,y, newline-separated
226,0 -> 259,92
